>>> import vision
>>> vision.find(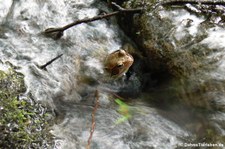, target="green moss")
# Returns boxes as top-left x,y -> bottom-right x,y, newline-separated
120,1 -> 212,78
0,64 -> 53,148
